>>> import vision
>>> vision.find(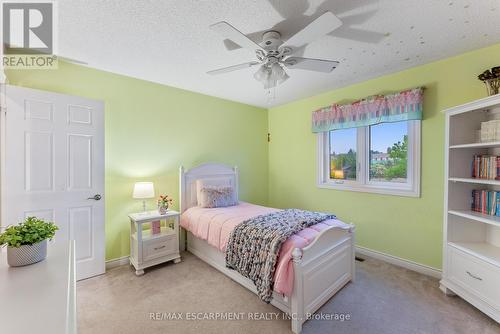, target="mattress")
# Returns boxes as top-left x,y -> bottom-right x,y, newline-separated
180,202 -> 351,296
